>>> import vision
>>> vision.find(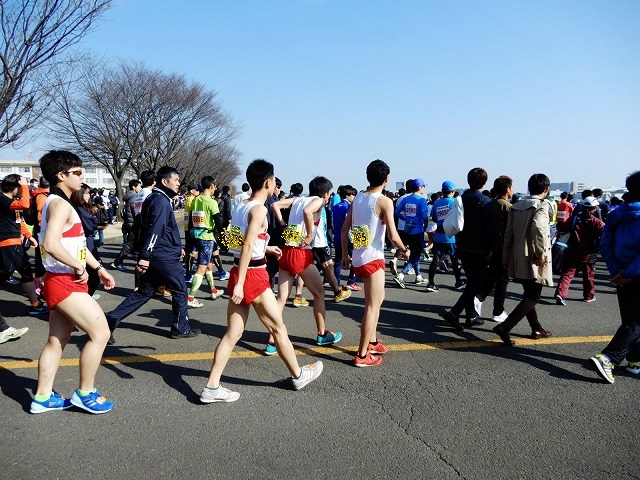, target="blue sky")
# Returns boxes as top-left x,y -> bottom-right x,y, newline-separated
5,0 -> 640,193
